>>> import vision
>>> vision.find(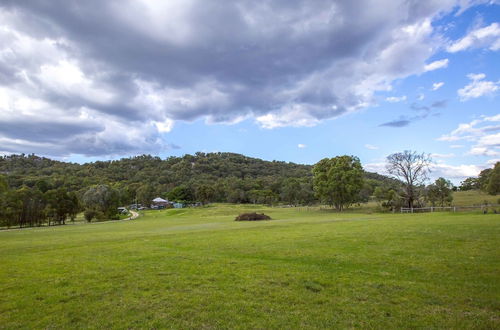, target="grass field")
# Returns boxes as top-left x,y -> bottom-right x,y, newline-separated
453,190 -> 500,206
0,204 -> 499,328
